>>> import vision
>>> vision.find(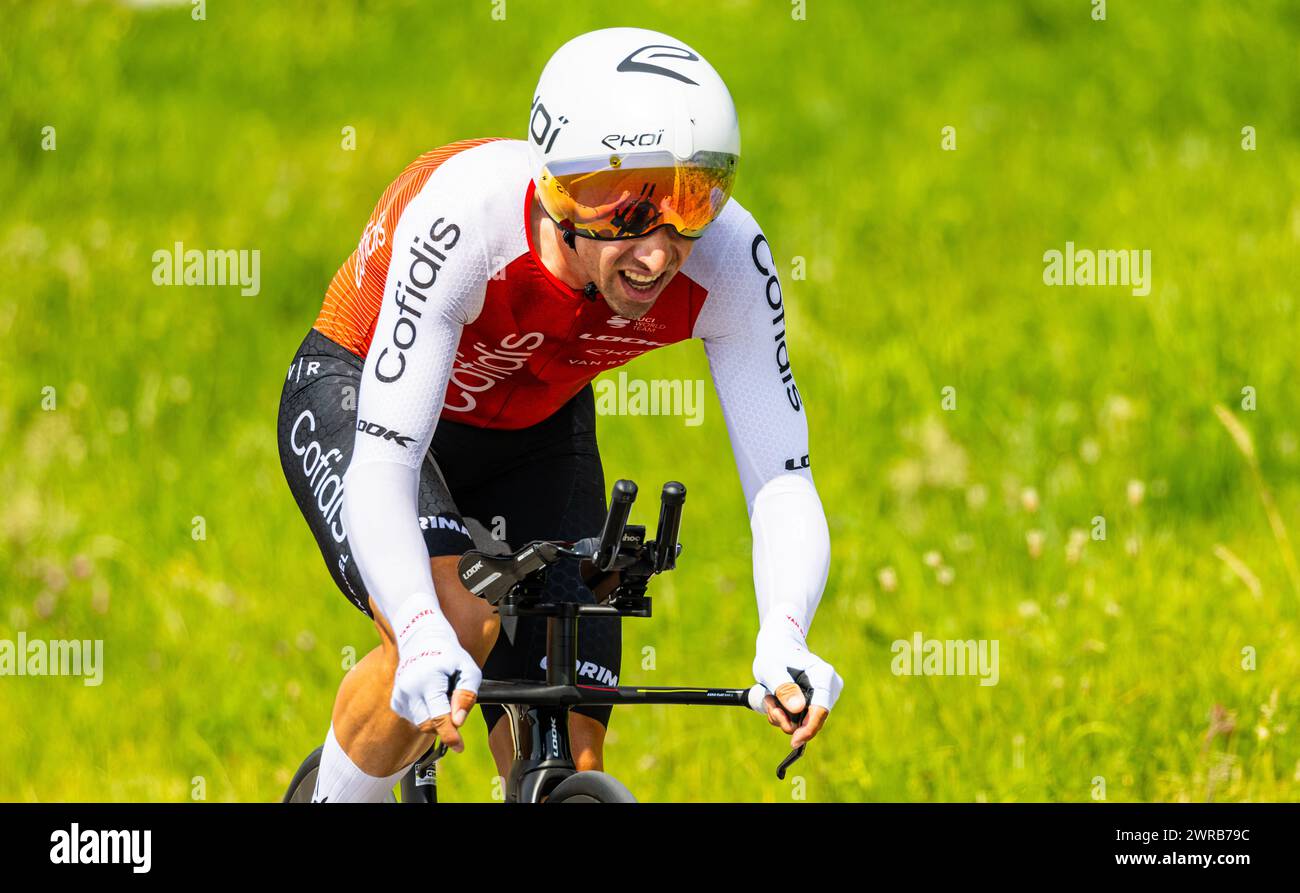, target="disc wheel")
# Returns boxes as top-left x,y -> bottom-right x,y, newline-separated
545,770 -> 637,803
